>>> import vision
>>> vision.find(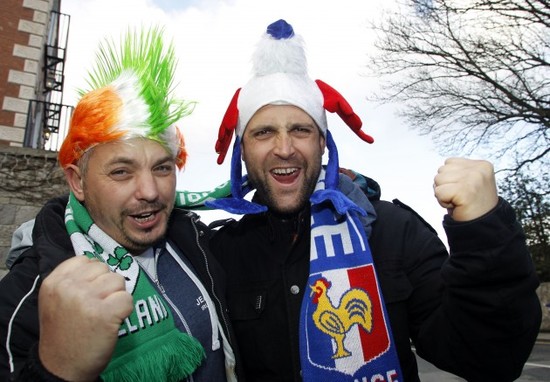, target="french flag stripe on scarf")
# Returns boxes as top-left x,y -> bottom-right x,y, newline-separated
300,175 -> 402,381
